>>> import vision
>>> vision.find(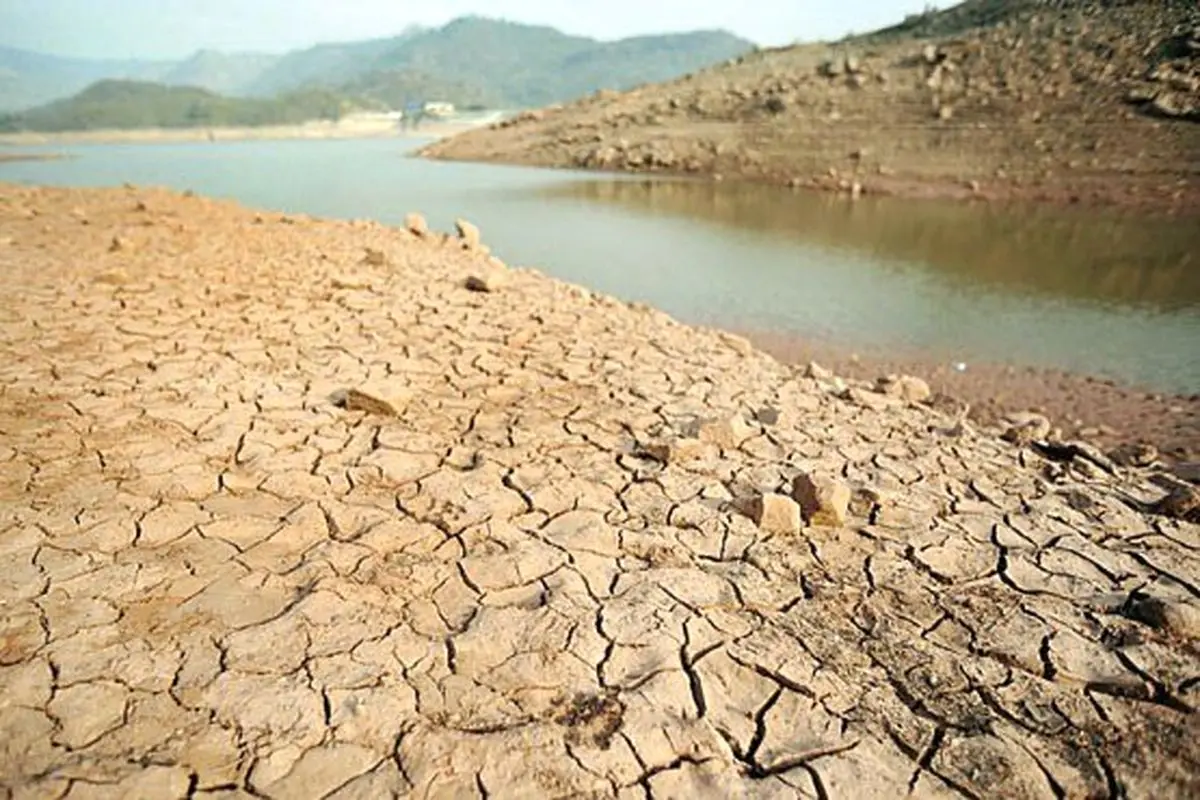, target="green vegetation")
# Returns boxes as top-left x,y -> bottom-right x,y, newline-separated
0,80 -> 380,132
333,69 -> 501,113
